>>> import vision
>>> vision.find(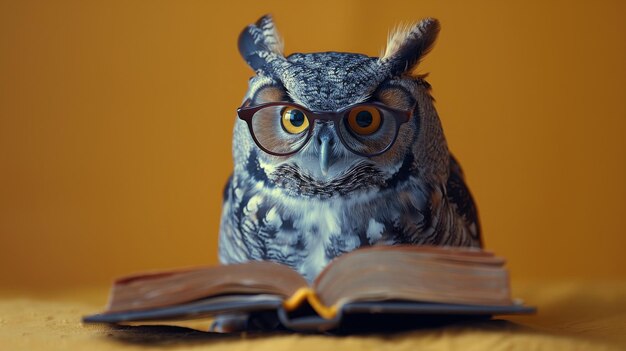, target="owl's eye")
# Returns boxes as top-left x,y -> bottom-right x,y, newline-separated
347,106 -> 381,135
281,107 -> 310,134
